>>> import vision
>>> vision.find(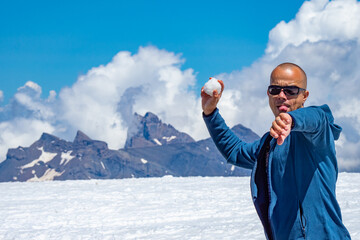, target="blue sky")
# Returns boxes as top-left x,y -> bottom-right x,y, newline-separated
0,0 -> 303,102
